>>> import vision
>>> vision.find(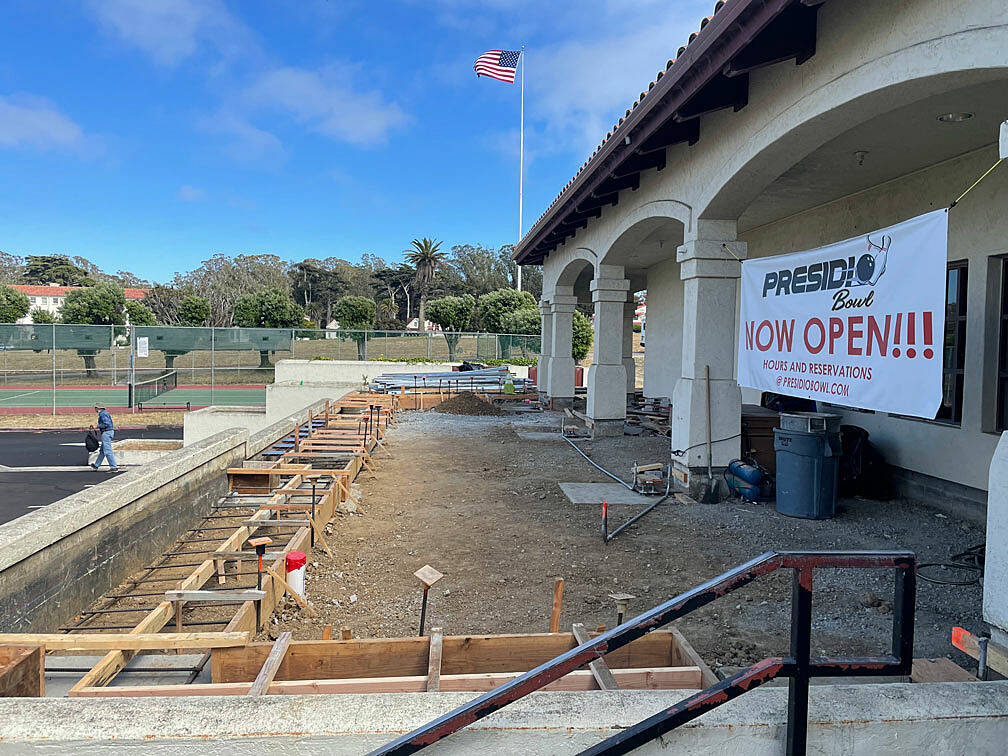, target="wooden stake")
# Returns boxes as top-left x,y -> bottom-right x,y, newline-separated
263,565 -> 308,609
426,627 -> 443,692
549,578 -> 564,633
341,626 -> 352,640
247,632 -> 291,696
321,625 -> 332,641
